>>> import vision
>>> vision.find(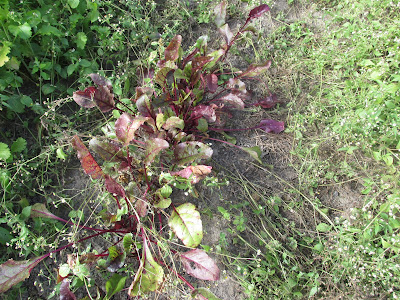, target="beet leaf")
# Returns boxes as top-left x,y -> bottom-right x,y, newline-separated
258,119 -> 285,133
214,1 -> 227,28
239,60 -> 272,78
248,4 -> 270,20
128,238 -> 164,296
89,73 -> 112,89
0,257 -> 43,292
181,249 -> 220,281
174,141 -> 213,166
168,203 -> 203,247
254,93 -> 279,108
144,138 -> 169,165
72,135 -> 104,180
115,113 -> 149,145
60,279 -> 77,300
164,35 -> 182,62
